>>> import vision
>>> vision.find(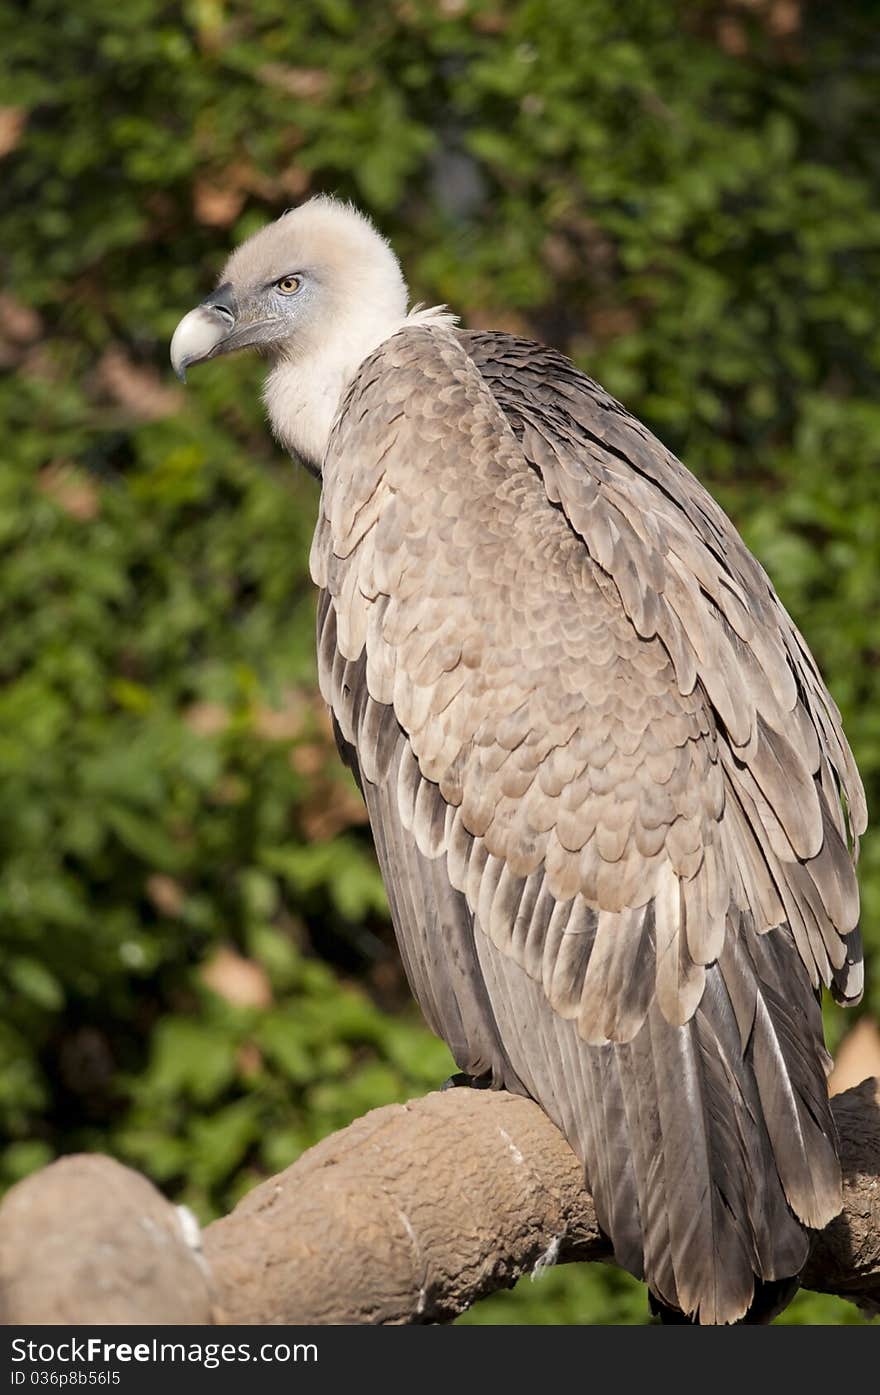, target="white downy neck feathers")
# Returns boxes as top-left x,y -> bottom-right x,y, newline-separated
219,197 -> 455,470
